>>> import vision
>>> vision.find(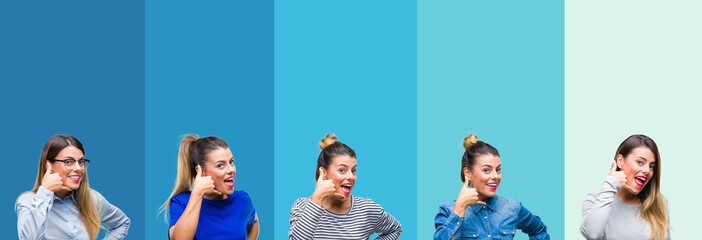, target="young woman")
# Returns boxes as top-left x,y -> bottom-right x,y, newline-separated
163,134 -> 259,240
289,134 -> 403,240
434,134 -> 549,240
580,134 -> 670,240
16,134 -> 130,240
